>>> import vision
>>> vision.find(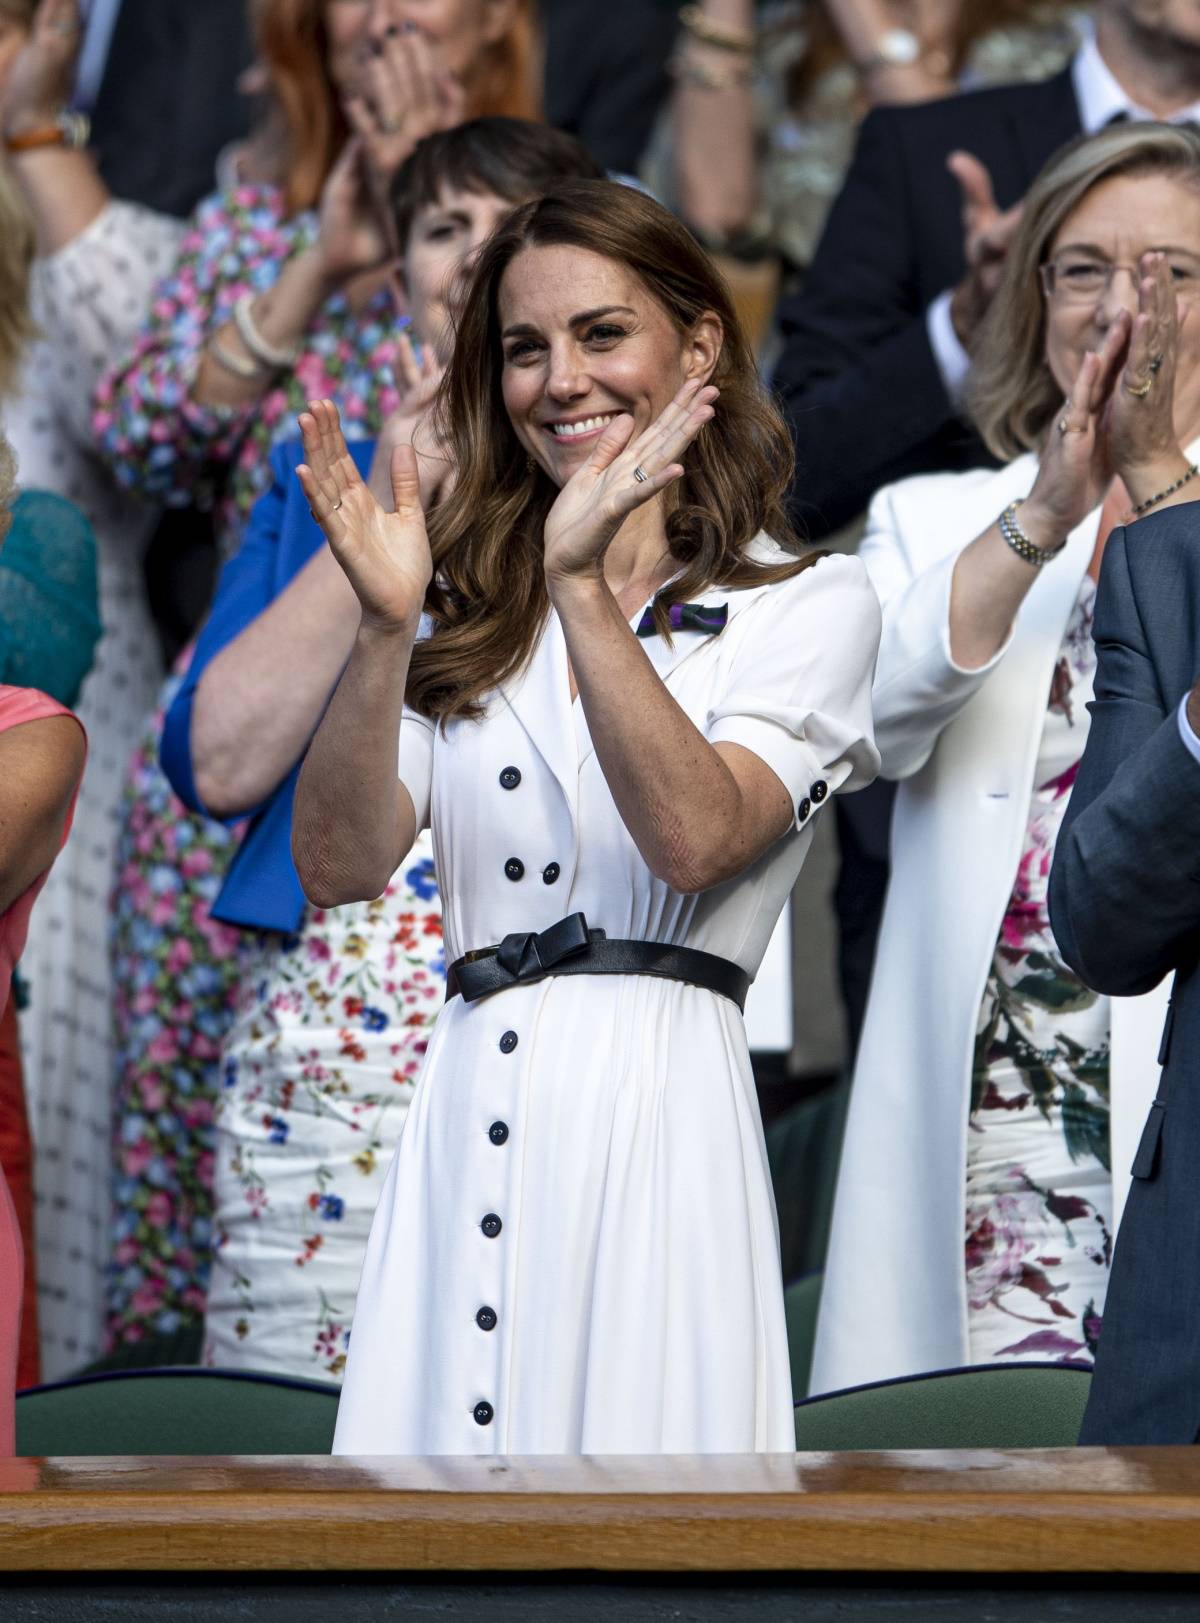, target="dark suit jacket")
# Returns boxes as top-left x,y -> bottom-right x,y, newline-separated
774,67 -> 1081,538
90,0 -> 254,218
1048,501 -> 1200,1445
